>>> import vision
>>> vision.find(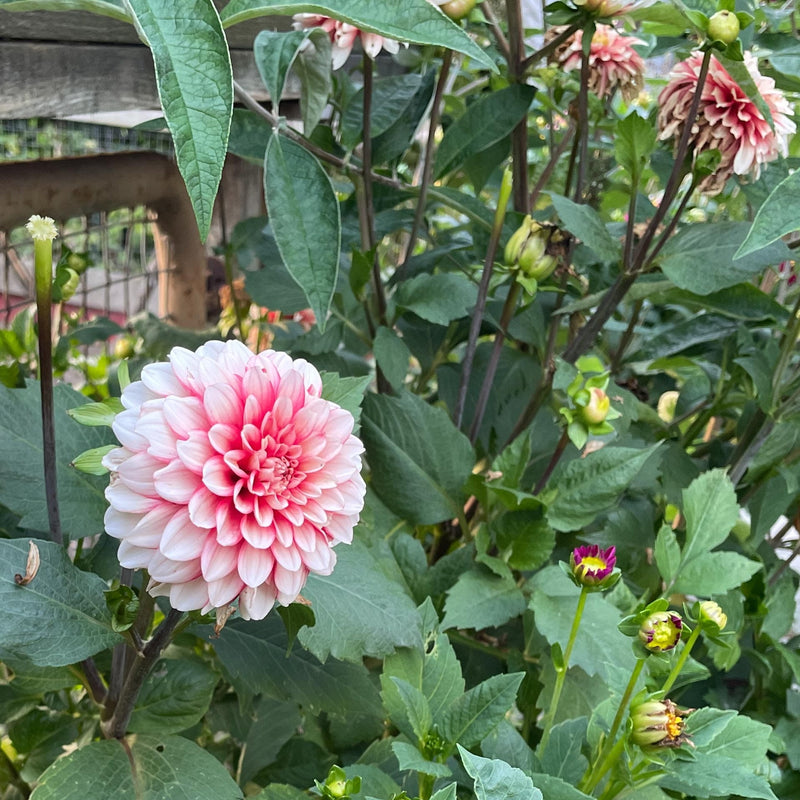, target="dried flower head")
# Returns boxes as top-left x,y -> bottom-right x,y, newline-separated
639,610 -> 683,652
631,698 -> 693,748
551,24 -> 645,102
657,52 -> 796,194
103,340 -> 366,621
